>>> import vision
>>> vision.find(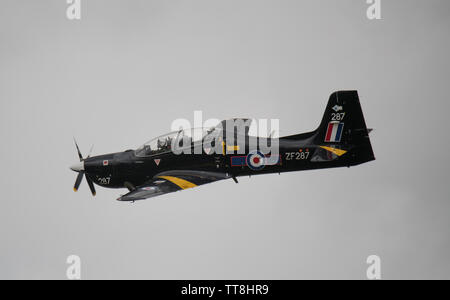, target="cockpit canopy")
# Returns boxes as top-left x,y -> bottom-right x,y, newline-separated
135,119 -> 255,157
135,127 -> 222,157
